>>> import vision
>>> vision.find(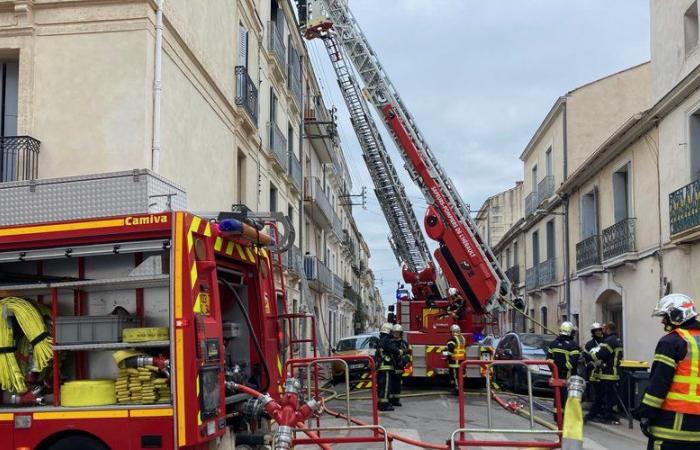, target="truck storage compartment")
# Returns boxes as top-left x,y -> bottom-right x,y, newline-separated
56,314 -> 138,345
